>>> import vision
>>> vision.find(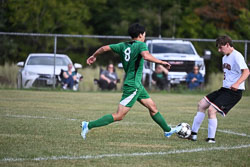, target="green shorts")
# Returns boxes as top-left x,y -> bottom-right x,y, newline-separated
120,85 -> 150,107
